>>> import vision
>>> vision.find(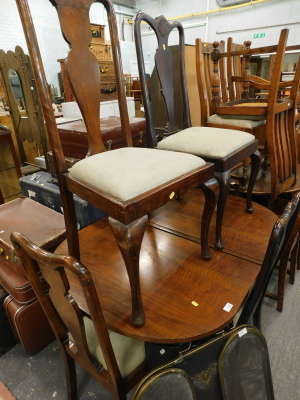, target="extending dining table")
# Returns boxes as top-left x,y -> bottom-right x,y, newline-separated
56,189 -> 277,344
